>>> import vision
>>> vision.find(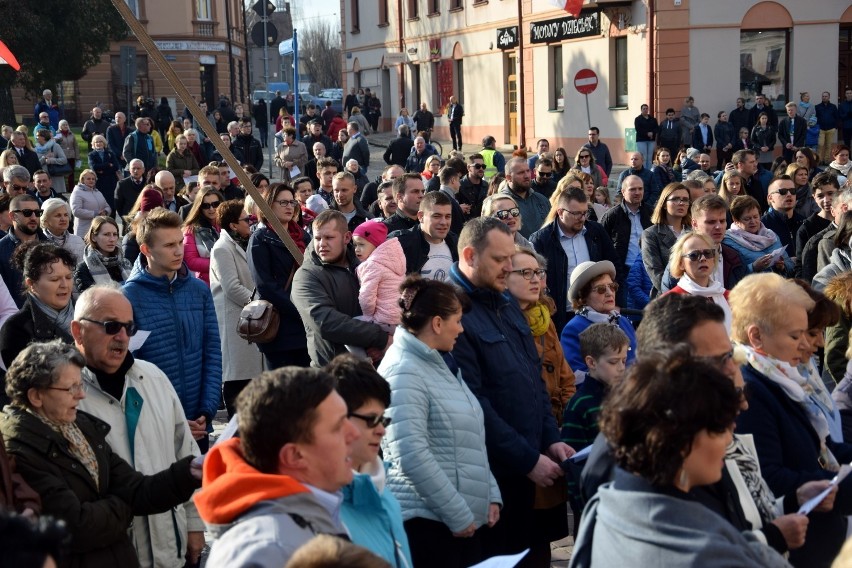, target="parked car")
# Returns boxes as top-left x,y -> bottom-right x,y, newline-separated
310,88 -> 343,115
252,90 -> 276,104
